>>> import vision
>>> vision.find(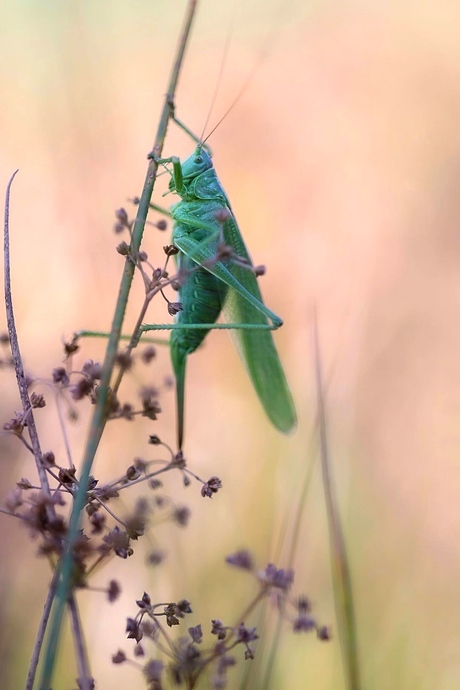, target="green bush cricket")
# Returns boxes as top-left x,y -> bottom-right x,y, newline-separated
142,139 -> 297,450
